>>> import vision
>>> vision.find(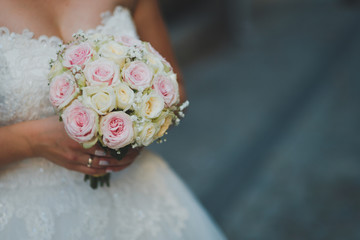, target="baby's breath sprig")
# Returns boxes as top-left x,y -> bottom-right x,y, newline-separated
127,46 -> 144,61
56,44 -> 66,57
72,30 -> 88,41
179,100 -> 189,111
174,100 -> 189,125
49,59 -> 55,68
70,65 -> 85,86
